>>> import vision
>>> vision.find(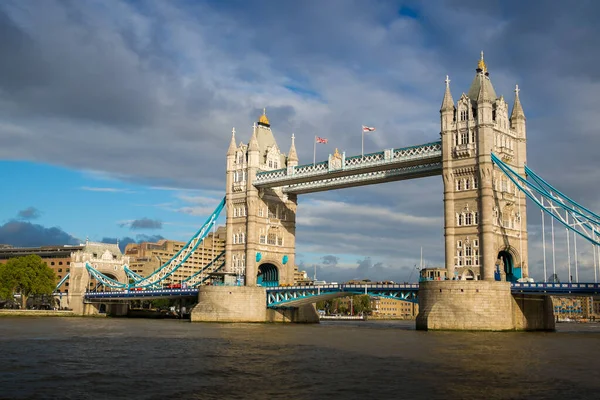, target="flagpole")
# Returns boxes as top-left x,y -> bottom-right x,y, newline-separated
313,135 -> 316,165
361,127 -> 364,157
